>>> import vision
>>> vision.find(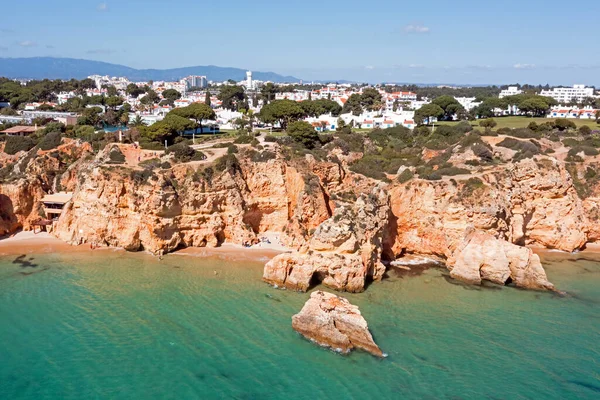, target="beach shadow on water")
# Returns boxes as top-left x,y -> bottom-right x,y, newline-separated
12,254 -> 49,276
12,255 -> 39,268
